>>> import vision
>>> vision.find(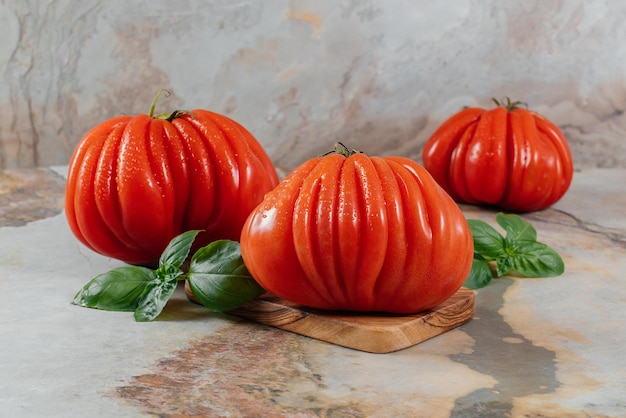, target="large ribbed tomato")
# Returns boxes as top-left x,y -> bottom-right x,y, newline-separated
65,91 -> 279,266
240,144 -> 474,314
422,99 -> 573,212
